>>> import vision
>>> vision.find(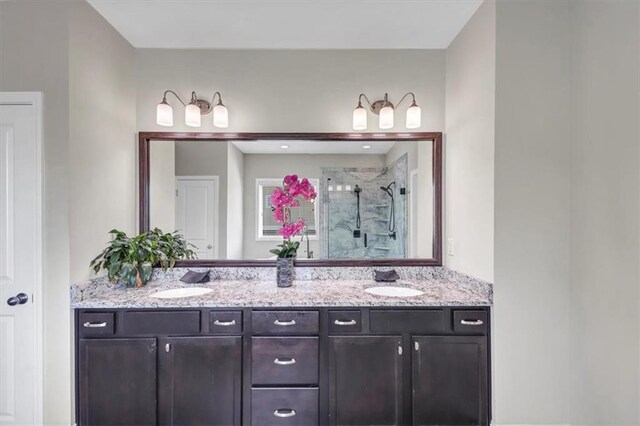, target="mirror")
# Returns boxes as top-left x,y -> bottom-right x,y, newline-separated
140,133 -> 442,266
